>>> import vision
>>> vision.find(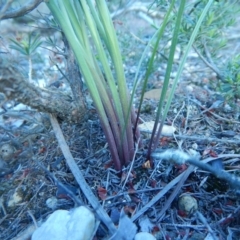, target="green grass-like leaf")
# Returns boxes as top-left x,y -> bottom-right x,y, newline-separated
45,0 -> 137,170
